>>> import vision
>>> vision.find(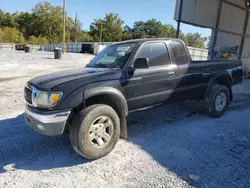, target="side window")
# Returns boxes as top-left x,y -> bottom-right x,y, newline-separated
136,42 -> 170,67
170,41 -> 189,65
